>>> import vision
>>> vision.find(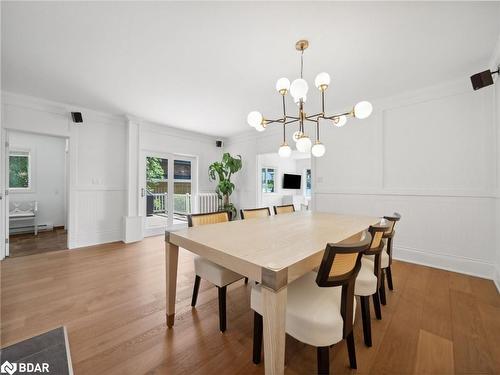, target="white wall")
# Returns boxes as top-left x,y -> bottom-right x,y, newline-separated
139,121 -> 222,193
227,78 -> 498,280
314,80 -> 497,279
9,131 -> 66,229
0,93 -> 225,250
1,92 -> 127,249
